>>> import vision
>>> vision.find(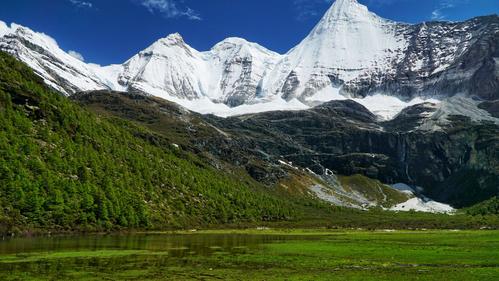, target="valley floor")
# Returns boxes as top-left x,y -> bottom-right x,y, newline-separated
0,229 -> 498,280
